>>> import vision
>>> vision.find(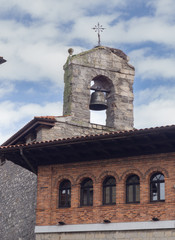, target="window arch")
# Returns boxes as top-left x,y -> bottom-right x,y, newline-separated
59,179 -> 71,208
150,172 -> 165,202
103,176 -> 116,205
80,178 -> 93,206
126,175 -> 140,203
